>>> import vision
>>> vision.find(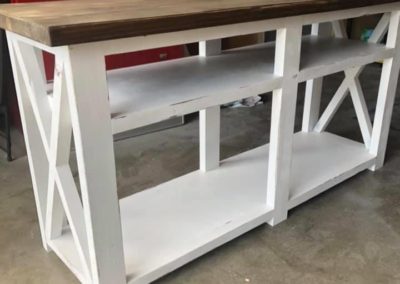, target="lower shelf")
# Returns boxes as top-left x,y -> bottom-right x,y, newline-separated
288,132 -> 375,209
51,131 -> 375,283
